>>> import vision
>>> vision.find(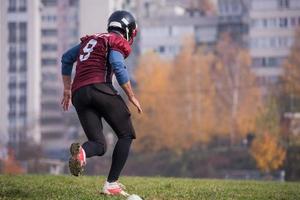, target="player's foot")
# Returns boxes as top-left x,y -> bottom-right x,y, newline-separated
69,143 -> 86,176
102,181 -> 129,196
